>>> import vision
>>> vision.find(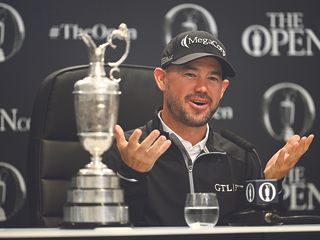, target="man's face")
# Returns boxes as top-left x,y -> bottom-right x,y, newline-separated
160,57 -> 229,127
